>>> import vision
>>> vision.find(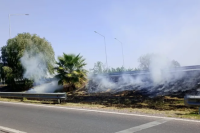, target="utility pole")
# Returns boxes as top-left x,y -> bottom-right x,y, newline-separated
94,31 -> 108,68
9,14 -> 29,38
